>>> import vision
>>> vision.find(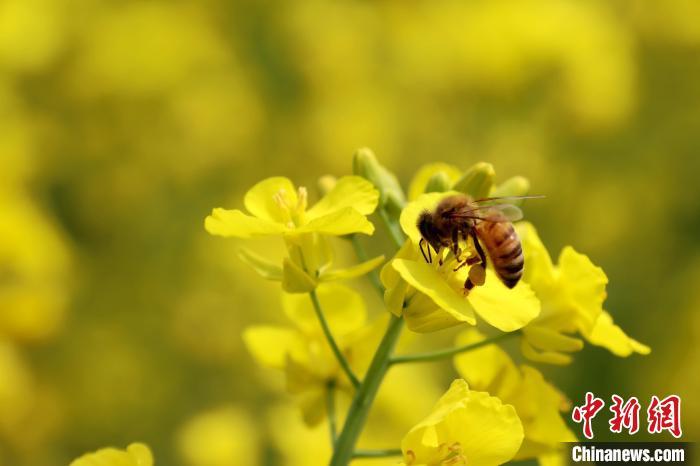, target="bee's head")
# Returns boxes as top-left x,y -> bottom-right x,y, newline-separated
417,211 -> 441,251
